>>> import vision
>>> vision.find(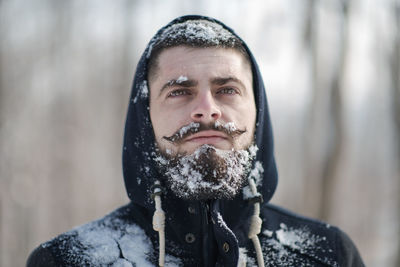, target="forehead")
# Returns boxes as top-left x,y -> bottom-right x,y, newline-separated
151,46 -> 252,83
